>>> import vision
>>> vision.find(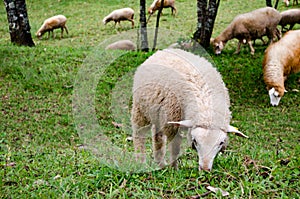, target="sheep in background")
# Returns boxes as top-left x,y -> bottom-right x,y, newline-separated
283,0 -> 298,6
263,30 -> 300,106
36,15 -> 68,39
279,9 -> 300,31
148,0 -> 177,16
131,49 -> 248,171
211,7 -> 281,55
105,40 -> 136,51
103,8 -> 134,28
